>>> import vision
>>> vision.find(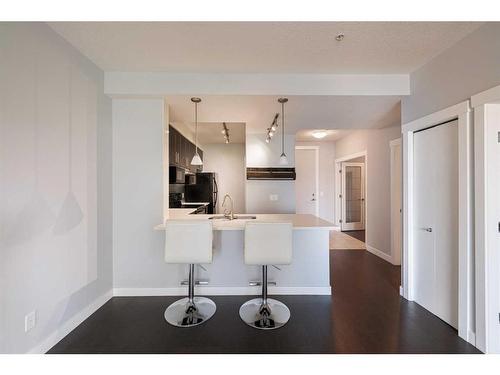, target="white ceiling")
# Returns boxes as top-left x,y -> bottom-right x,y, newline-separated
165,95 -> 401,135
49,22 -> 482,74
196,122 -> 246,144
